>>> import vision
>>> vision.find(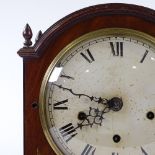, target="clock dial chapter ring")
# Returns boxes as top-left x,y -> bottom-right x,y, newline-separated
39,28 -> 155,155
